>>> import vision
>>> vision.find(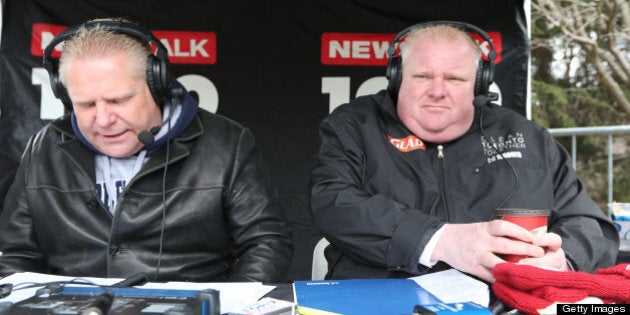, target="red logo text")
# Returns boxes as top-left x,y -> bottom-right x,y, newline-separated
321,31 -> 502,66
31,23 -> 216,65
388,135 -> 426,152
321,33 -> 394,66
